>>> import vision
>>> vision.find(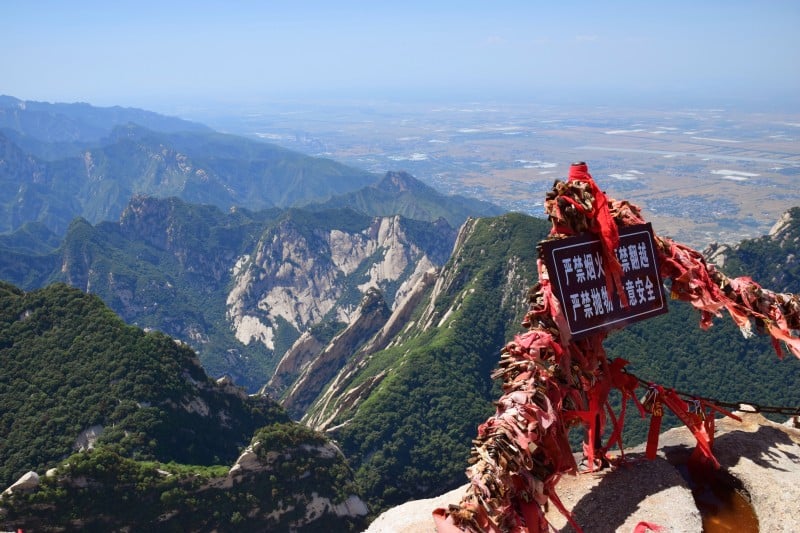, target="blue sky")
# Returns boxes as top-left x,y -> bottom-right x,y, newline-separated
2,1 -> 798,110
